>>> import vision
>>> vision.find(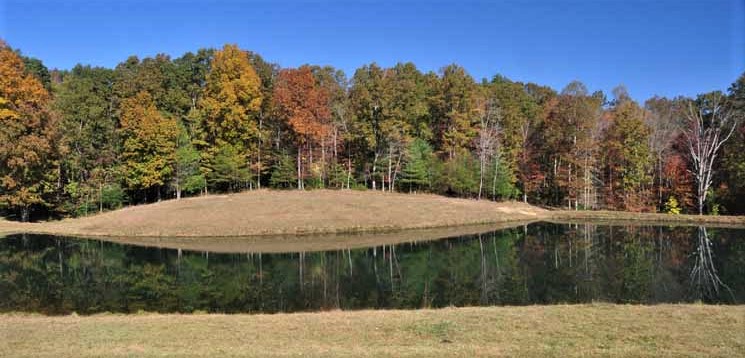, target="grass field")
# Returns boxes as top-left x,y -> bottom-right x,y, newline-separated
0,189 -> 547,237
2,304 -> 743,357
2,190 -> 745,240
